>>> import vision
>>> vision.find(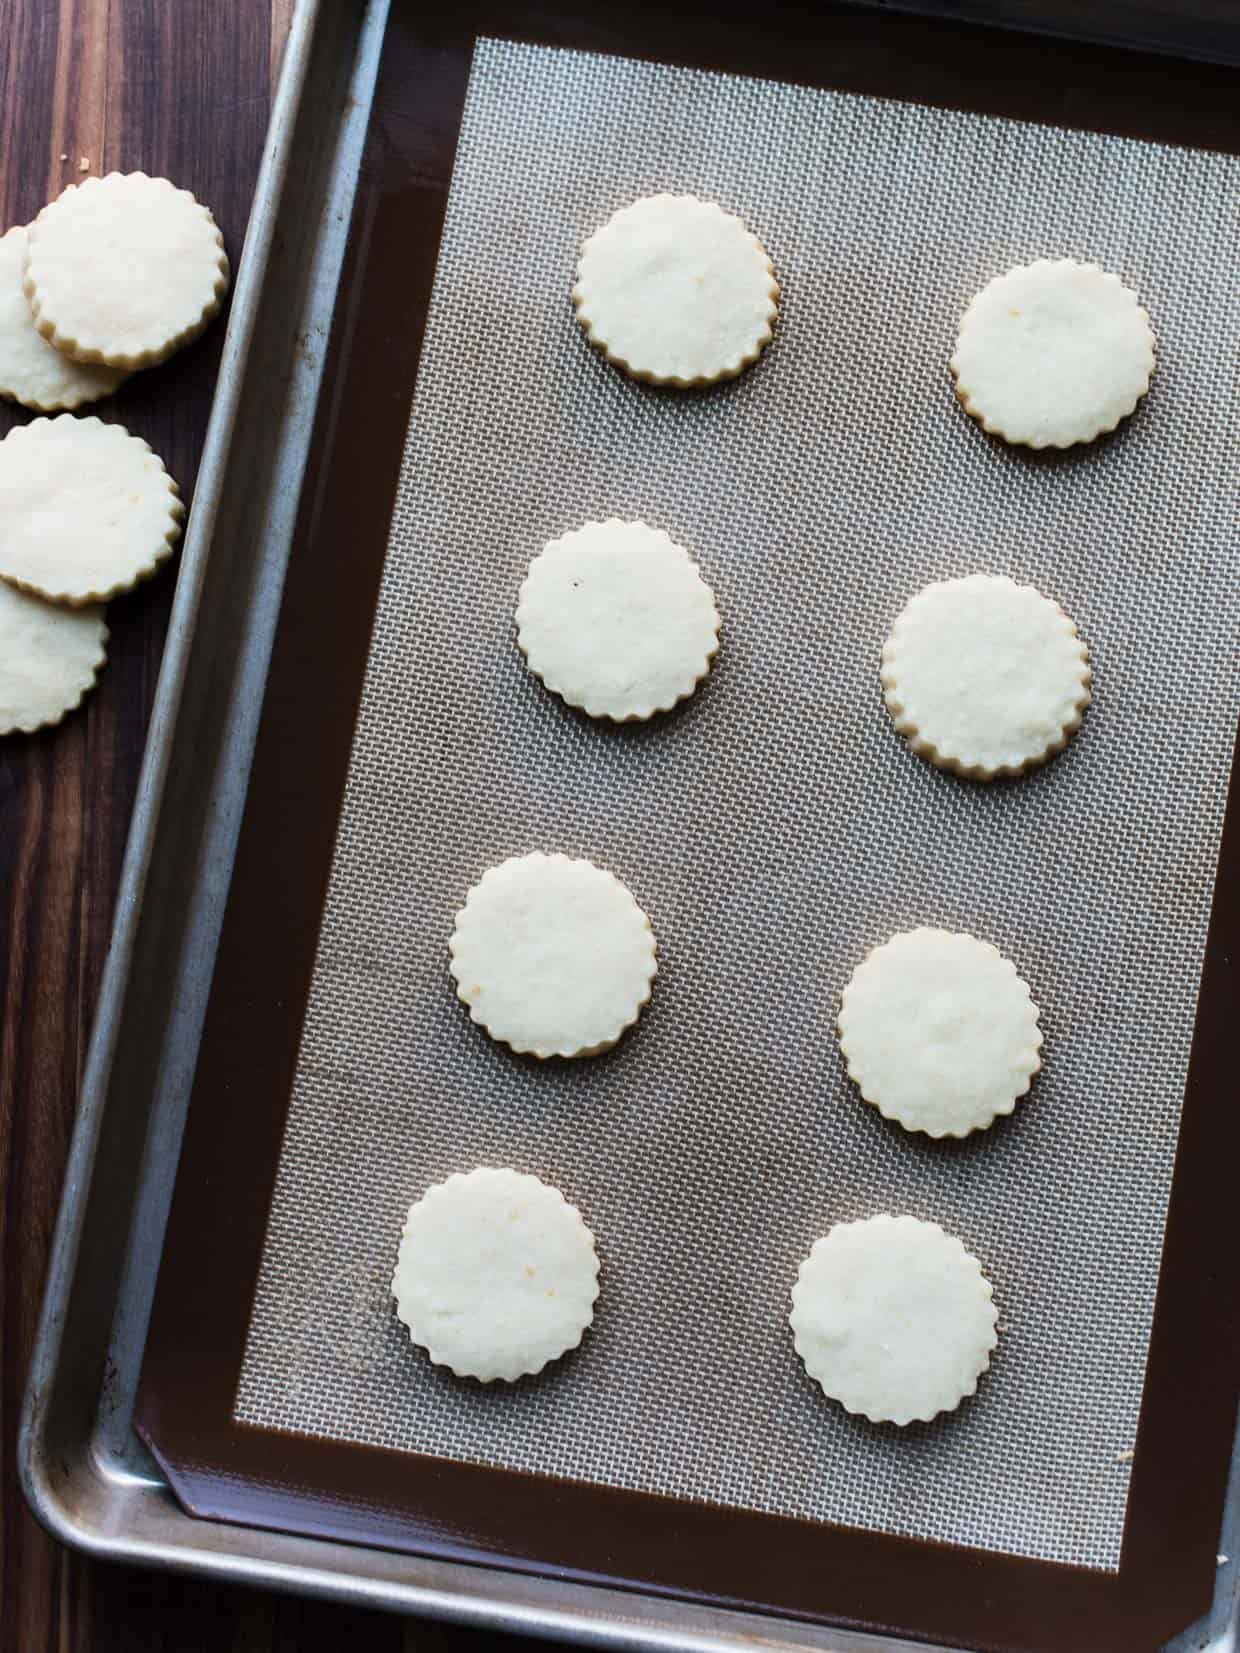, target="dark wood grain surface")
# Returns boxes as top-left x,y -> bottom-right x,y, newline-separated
0,3 -> 527,1648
